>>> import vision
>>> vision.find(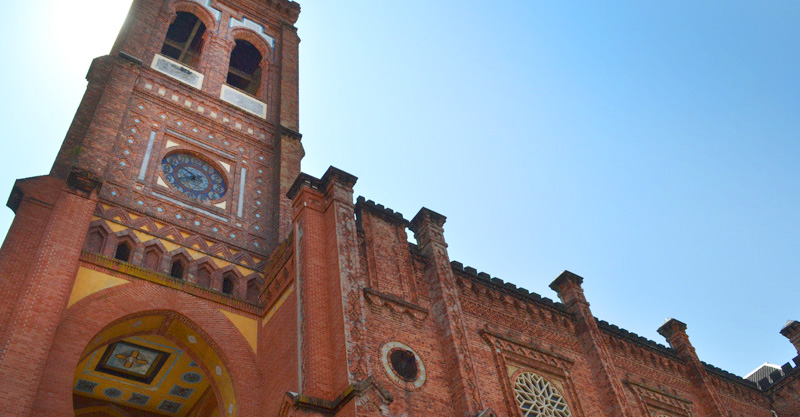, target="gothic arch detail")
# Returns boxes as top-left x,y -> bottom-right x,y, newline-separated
513,372 -> 573,417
